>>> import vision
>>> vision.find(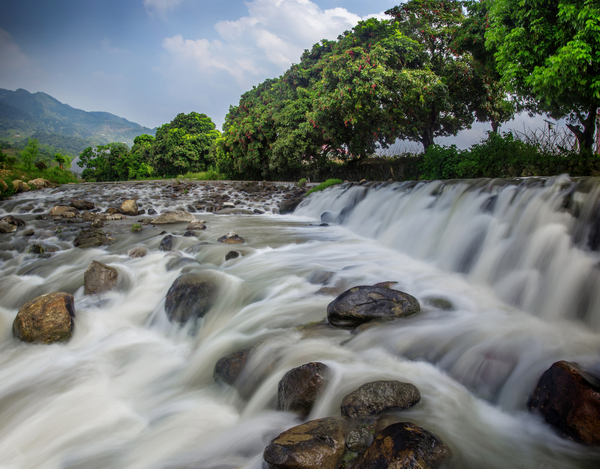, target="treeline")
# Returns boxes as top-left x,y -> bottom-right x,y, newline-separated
80,0 -> 599,183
